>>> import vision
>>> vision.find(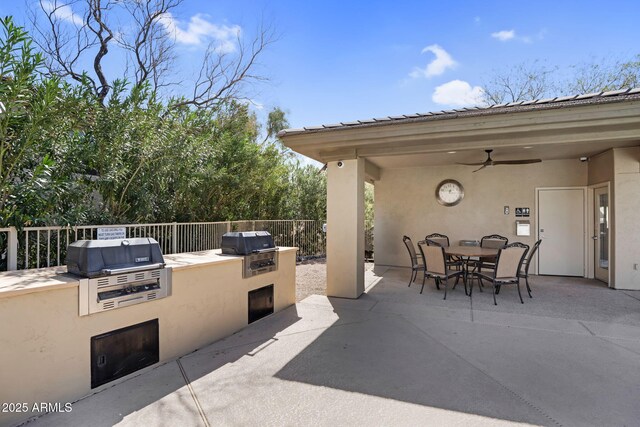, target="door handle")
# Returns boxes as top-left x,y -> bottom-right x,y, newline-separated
591,236 -> 598,240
